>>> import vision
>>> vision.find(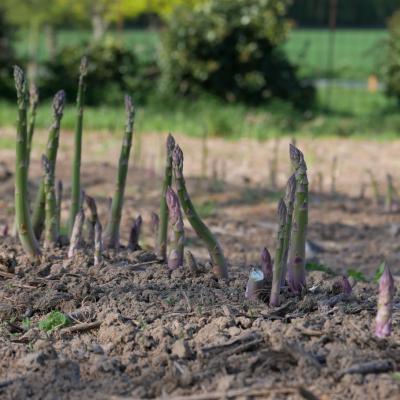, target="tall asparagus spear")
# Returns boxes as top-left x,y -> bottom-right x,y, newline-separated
151,212 -> 159,250
287,145 -> 308,294
31,89 -> 66,238
13,66 -> 41,258
281,174 -> 296,286
385,174 -> 396,213
270,199 -> 287,306
172,145 -> 228,279
375,264 -> 394,338
366,169 -> 380,206
103,95 -> 135,248
27,83 -> 39,172
330,156 -> 338,195
156,134 -> 175,260
41,155 -> 58,247
68,56 -> 88,236
166,187 -> 184,269
55,180 -> 63,234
